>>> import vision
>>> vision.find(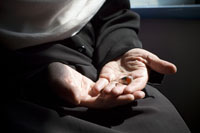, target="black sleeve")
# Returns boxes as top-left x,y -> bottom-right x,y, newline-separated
92,0 -> 142,70
91,0 -> 163,84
